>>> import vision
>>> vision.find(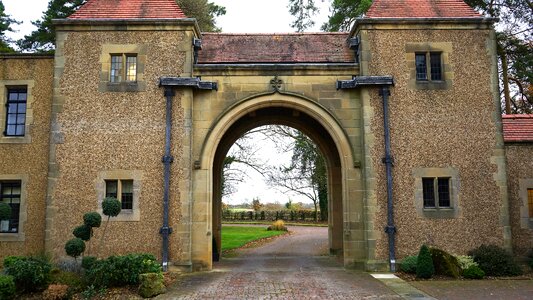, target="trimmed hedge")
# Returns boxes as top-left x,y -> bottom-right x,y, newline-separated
85,253 -> 161,288
222,209 -> 324,222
